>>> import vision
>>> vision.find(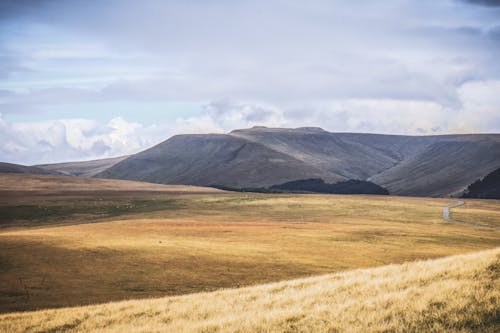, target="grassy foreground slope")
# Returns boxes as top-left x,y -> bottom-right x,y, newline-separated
1,248 -> 498,333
